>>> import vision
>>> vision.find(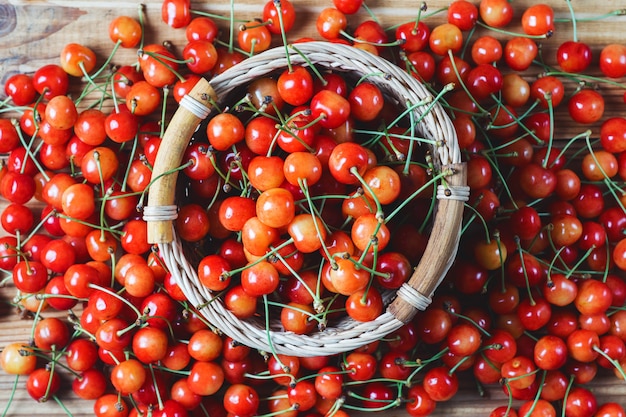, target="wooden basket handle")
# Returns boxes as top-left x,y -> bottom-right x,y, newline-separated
387,162 -> 468,323
146,78 -> 217,244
